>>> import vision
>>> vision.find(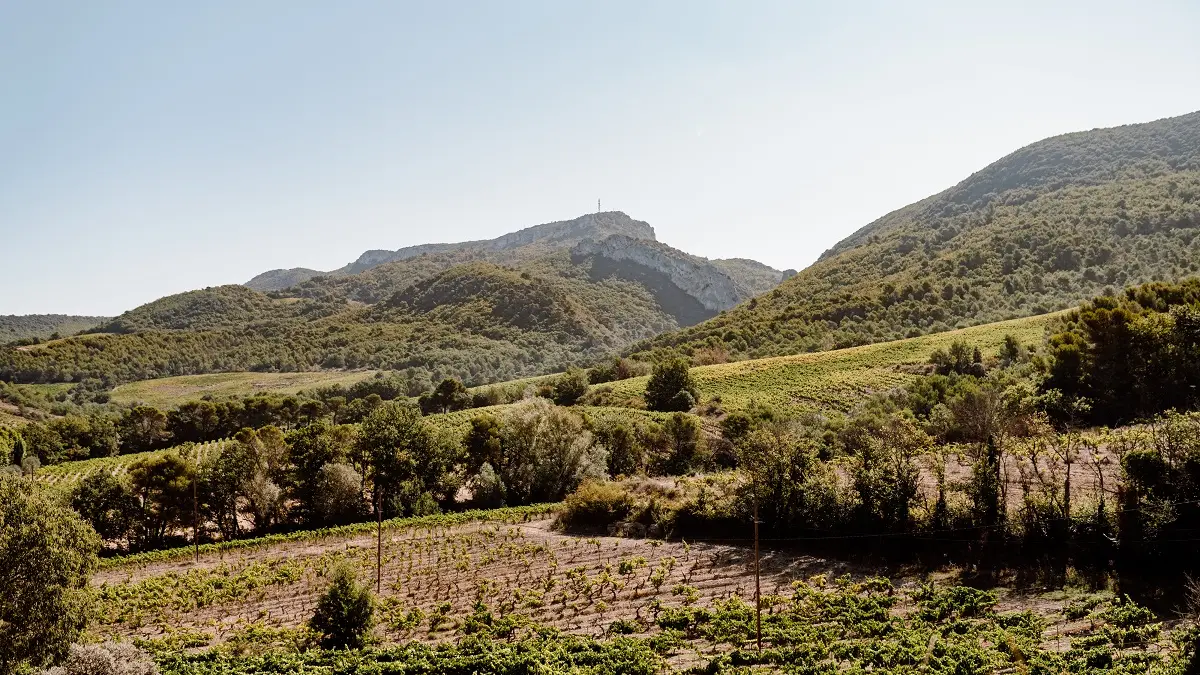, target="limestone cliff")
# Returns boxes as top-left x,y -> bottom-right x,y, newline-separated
572,235 -> 761,313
